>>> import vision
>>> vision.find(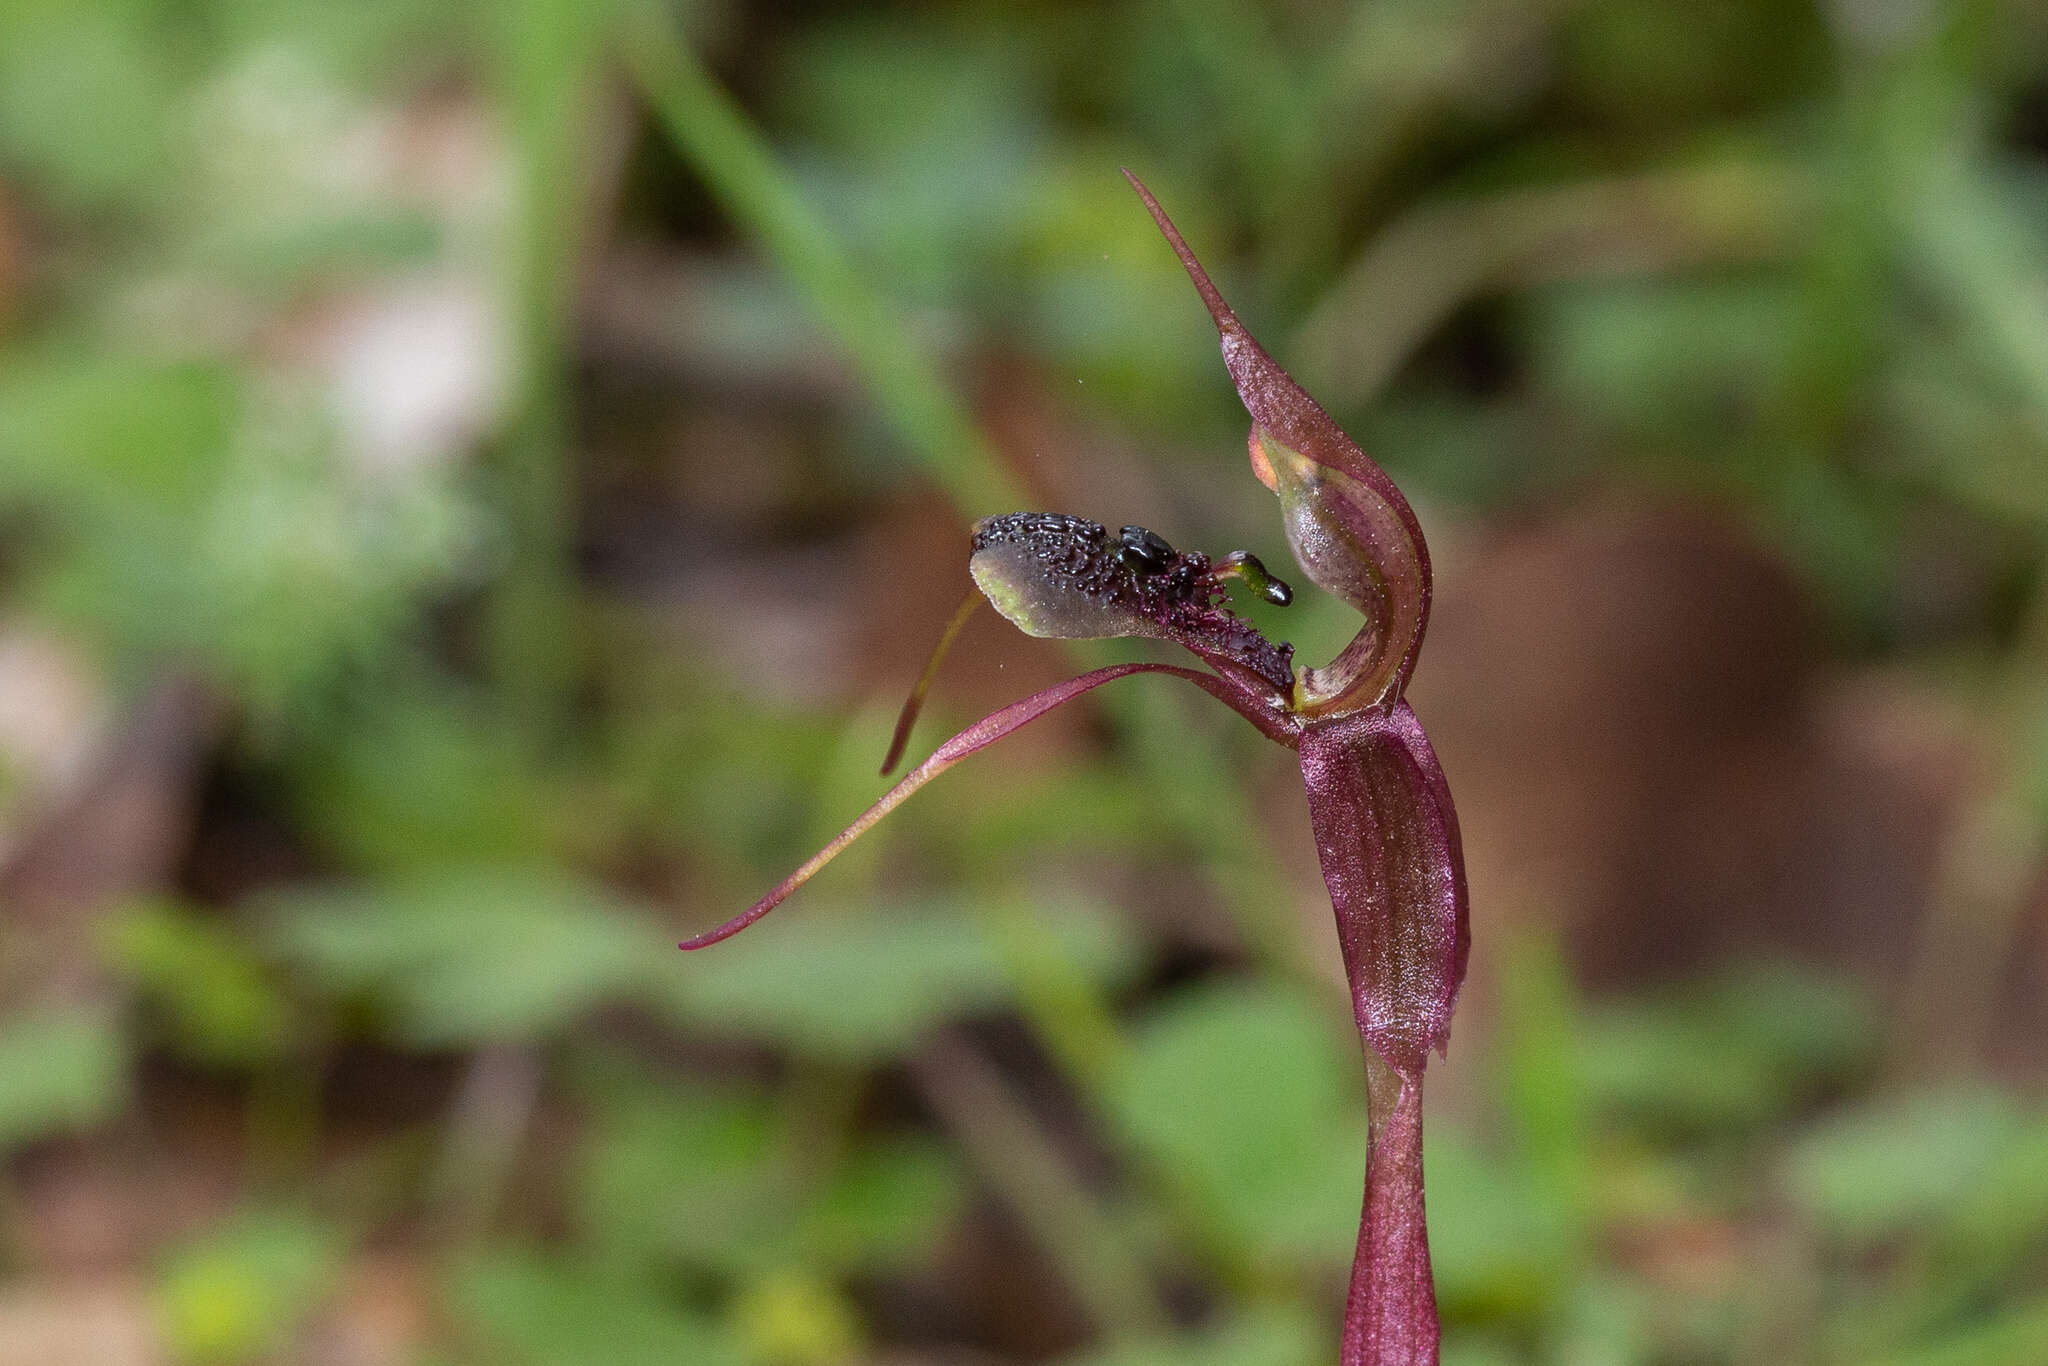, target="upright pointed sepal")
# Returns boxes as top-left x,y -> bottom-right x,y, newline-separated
1297,703 -> 1468,1366
1125,172 -> 1432,715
